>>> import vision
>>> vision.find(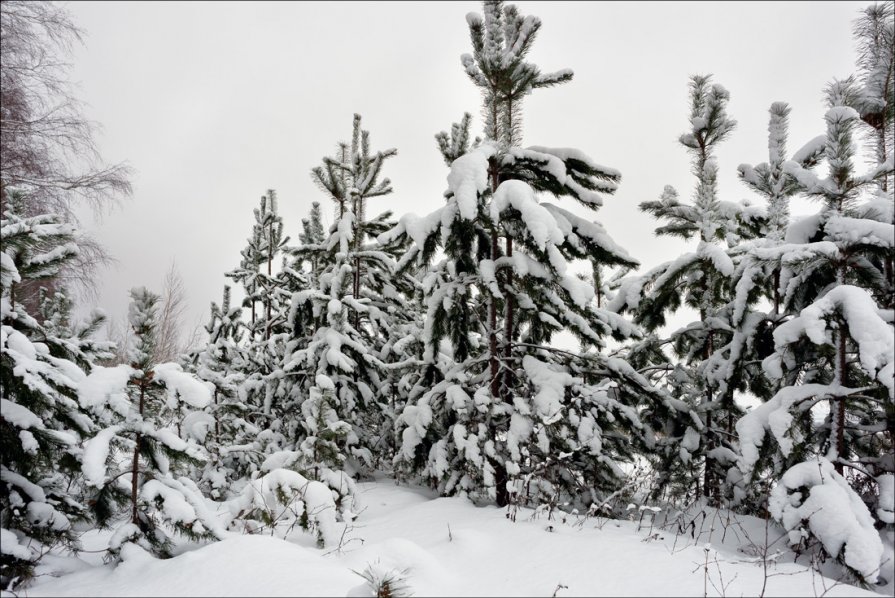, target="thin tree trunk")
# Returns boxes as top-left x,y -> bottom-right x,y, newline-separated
131,381 -> 146,525
772,269 -> 781,316
878,117 -> 888,193
214,389 -> 220,443
488,156 -> 509,508
503,237 -> 514,394
266,224 -> 273,341
833,328 -> 848,474
352,194 -> 362,330
703,325 -> 716,504
489,161 -> 501,401
703,407 -> 714,502
489,234 -> 500,401
251,300 -> 256,334
832,259 -> 849,474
